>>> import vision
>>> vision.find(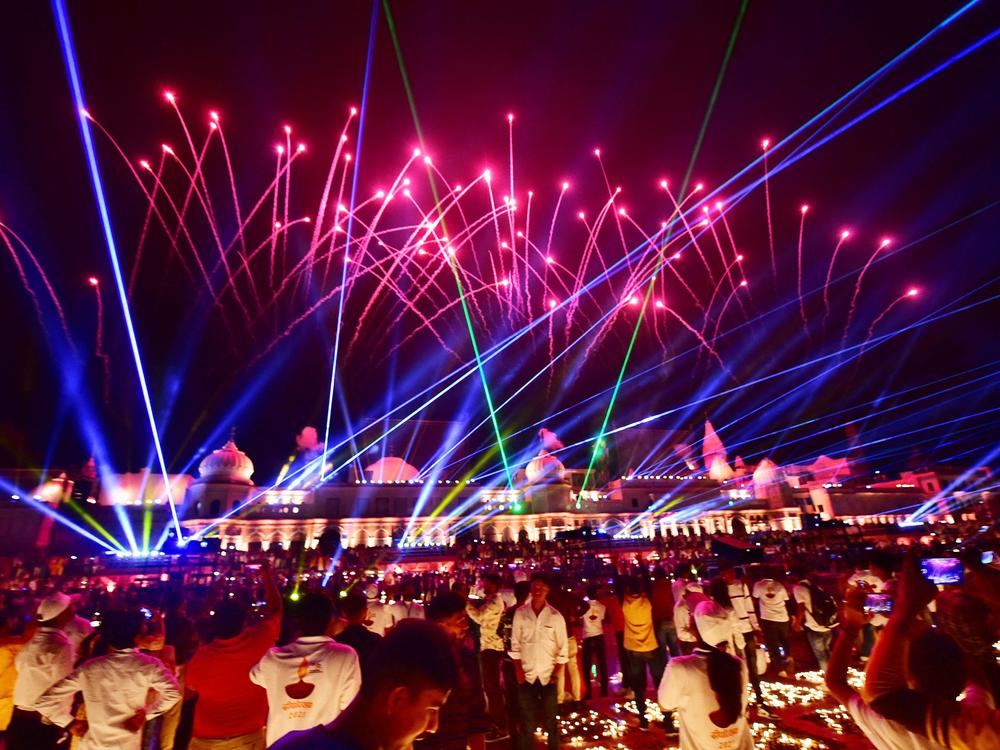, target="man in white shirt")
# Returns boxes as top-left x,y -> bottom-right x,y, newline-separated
363,584 -> 392,636
674,588 -> 707,656
752,574 -> 793,677
36,609 -> 181,750
579,586 -> 608,701
466,573 -> 508,737
250,592 -> 361,746
719,563 -> 771,716
8,592 -> 76,750
389,581 -> 425,627
510,574 -> 568,750
791,572 -> 835,670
